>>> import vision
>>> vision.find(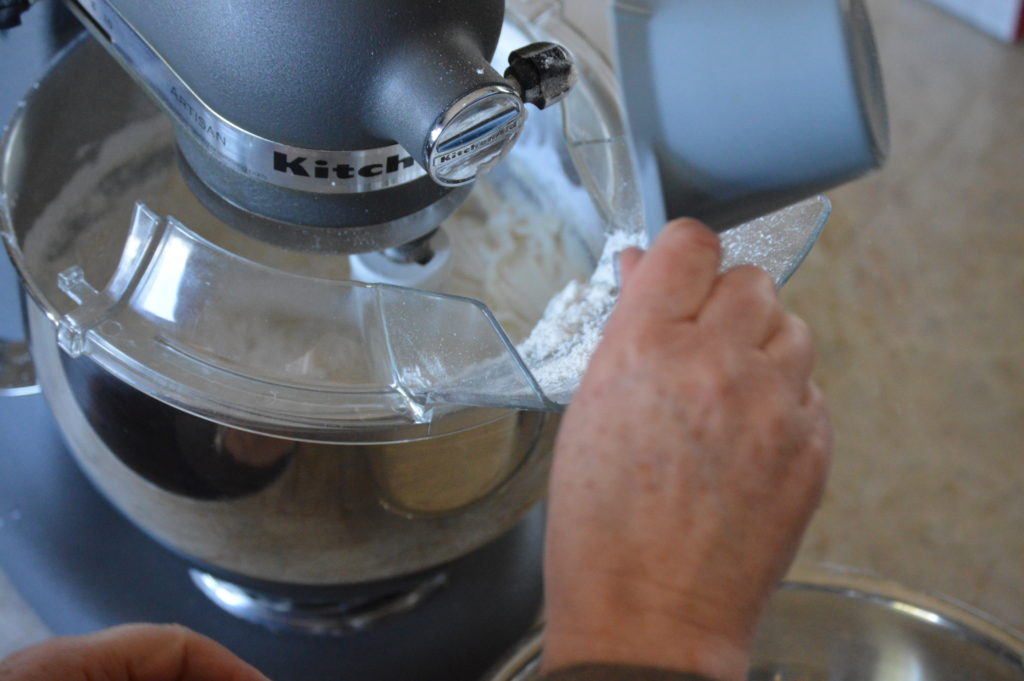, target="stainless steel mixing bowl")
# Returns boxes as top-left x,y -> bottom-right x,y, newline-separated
484,569 -> 1024,681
